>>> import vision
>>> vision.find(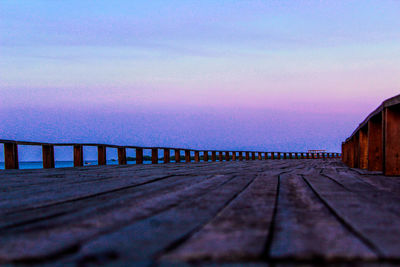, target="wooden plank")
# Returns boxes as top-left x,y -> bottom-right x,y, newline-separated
251,152 -> 256,160
1,162 -> 267,213
1,159 -> 399,265
195,151 -> 200,162
4,143 -> 19,169
66,172 -> 257,262
2,161 -> 266,213
232,152 -> 236,161
258,152 -> 262,160
162,171 -> 279,262
322,168 -> 400,216
239,152 -> 243,161
246,152 -> 250,161
42,144 -> 55,169
270,172 -> 376,260
303,170 -> 400,258
0,174 -> 233,262
97,145 -> 107,166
